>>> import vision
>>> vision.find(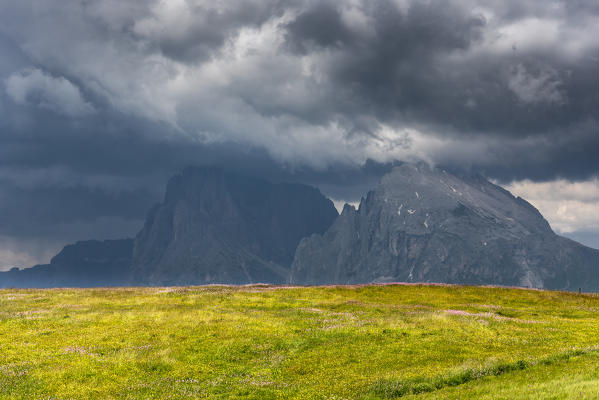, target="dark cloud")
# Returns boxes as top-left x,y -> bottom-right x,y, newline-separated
280,0 -> 599,182
281,0 -> 599,140
284,2 -> 356,54
1,0 -> 599,266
